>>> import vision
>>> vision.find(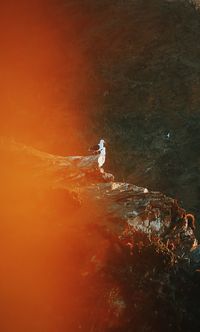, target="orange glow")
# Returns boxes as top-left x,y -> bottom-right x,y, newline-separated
0,2 -> 105,331
0,0 -> 96,154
